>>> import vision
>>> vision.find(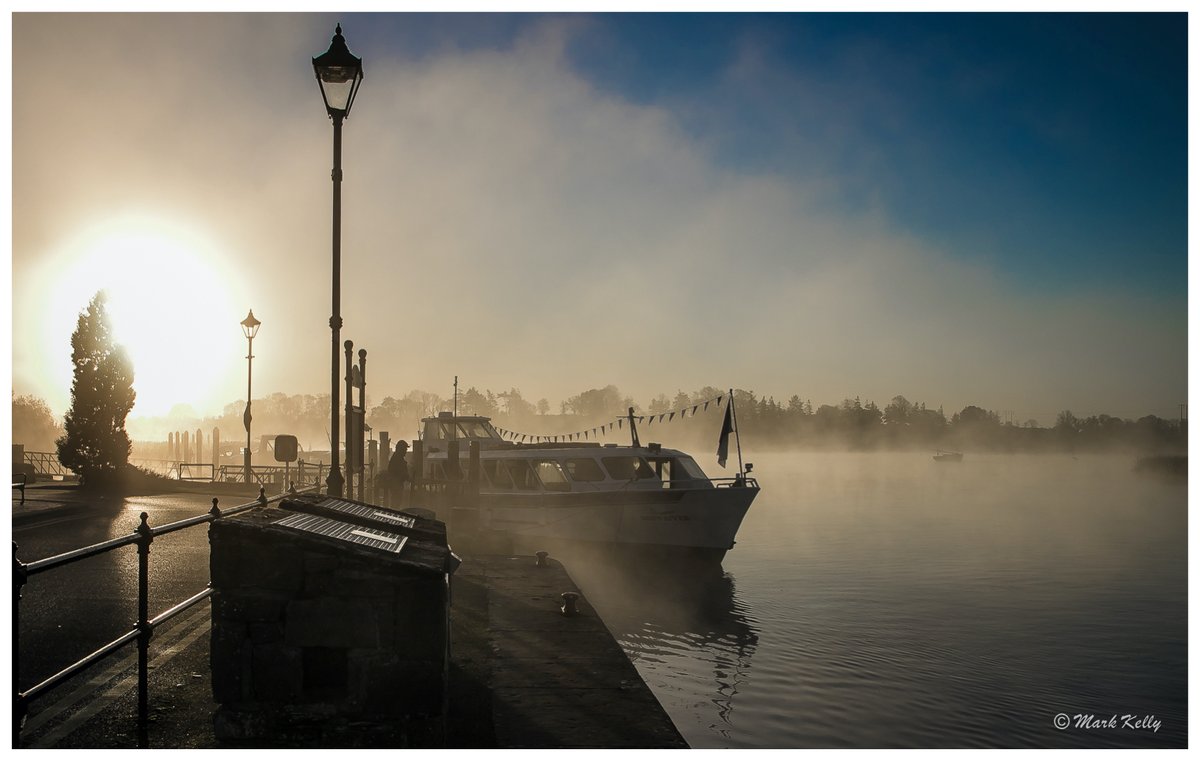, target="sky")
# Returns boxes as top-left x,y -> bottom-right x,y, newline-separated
8,11 -> 1189,427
